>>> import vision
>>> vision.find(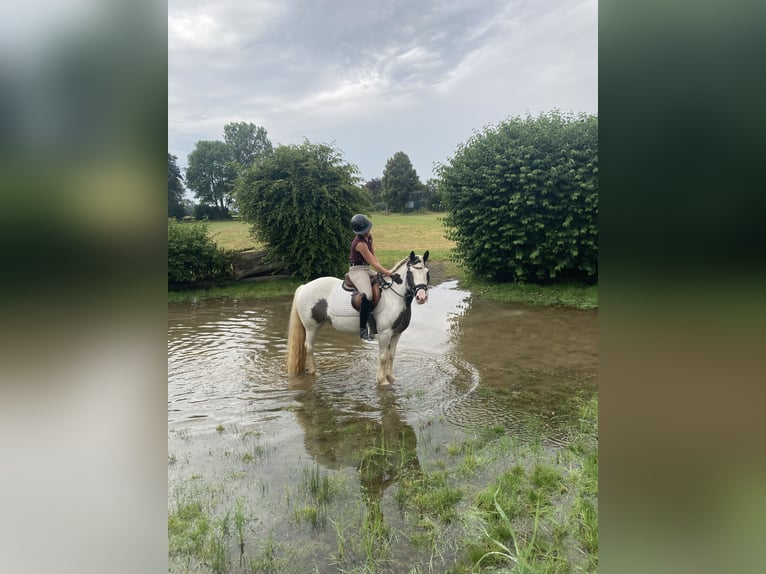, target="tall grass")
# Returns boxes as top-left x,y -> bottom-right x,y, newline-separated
475,489 -> 543,573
